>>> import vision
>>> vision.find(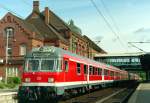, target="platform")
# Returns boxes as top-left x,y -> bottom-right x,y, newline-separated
128,83 -> 150,103
0,91 -> 17,103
